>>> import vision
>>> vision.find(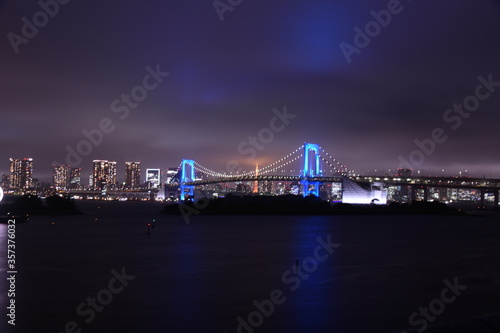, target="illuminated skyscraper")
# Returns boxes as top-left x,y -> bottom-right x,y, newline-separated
9,158 -> 33,190
92,160 -> 106,190
1,174 -> 9,189
146,169 -> 161,188
125,162 -> 141,189
23,158 -> 34,189
53,165 -> 70,190
9,158 -> 22,190
109,162 -> 117,189
165,168 -> 178,184
69,168 -> 82,189
92,160 -> 117,190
